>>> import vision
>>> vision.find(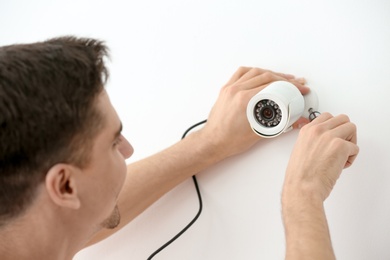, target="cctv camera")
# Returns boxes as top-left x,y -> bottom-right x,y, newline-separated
246,81 -> 318,138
